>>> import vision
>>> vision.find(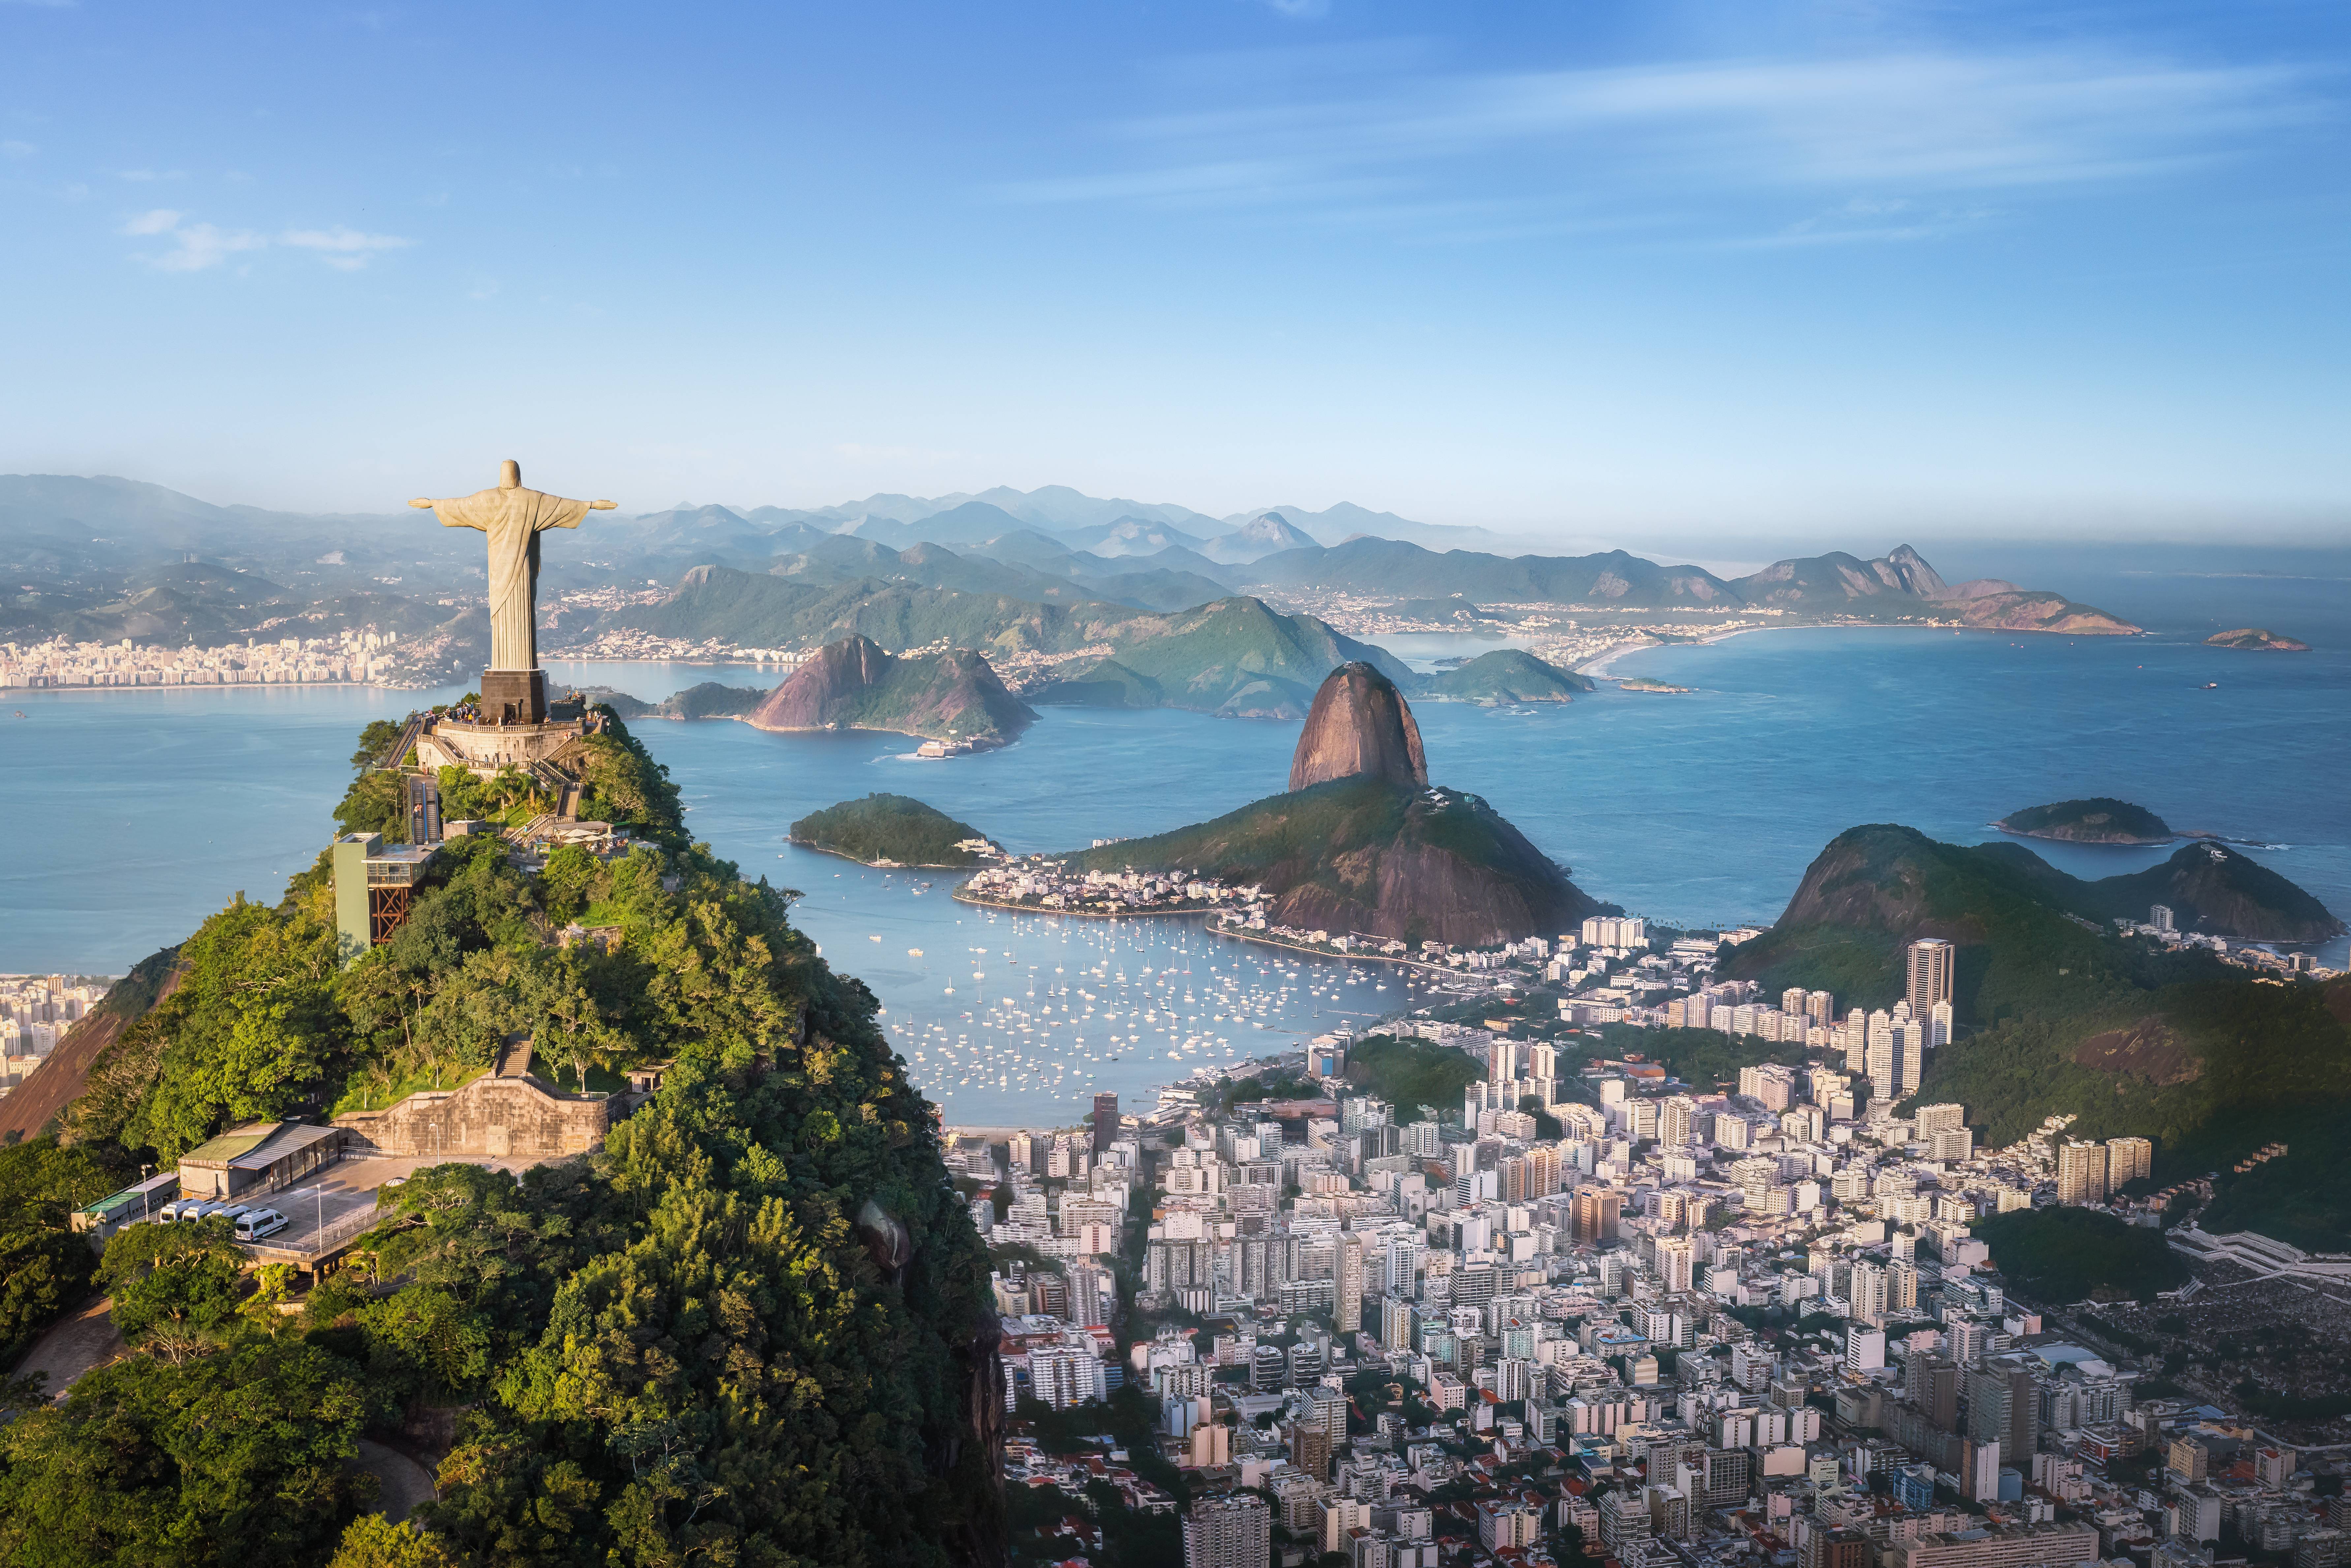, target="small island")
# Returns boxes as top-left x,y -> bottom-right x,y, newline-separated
2206,627 -> 2310,652
1618,677 -> 1692,694
789,793 -> 1001,868
1998,797 -> 2173,845
1422,648 -> 1594,703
